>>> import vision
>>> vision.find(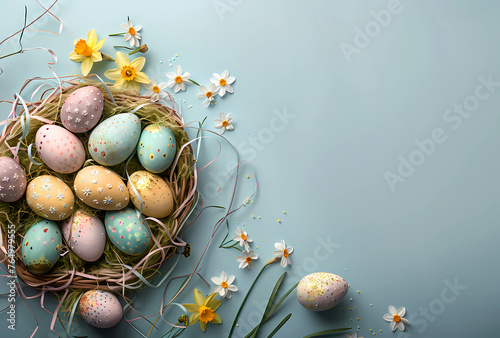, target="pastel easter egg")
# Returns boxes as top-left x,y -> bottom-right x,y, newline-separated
61,211 -> 106,262
127,171 -> 174,218
137,124 -> 177,173
61,86 -> 104,133
74,166 -> 129,211
22,220 -> 62,275
36,125 -> 86,173
0,157 -> 27,202
296,272 -> 349,311
104,208 -> 152,255
88,113 -> 141,166
26,176 -> 74,220
79,290 -> 122,328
